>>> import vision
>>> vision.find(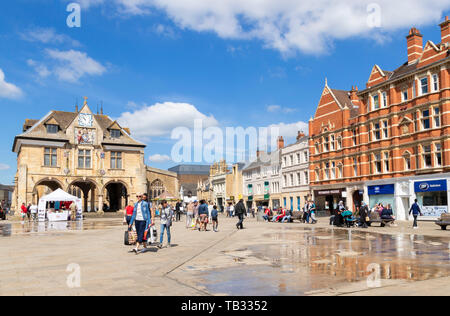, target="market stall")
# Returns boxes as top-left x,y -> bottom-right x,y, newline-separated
37,189 -> 82,222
